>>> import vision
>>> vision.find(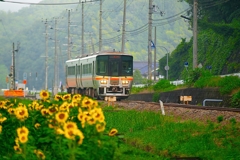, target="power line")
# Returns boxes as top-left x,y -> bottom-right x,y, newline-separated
2,0 -> 100,5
